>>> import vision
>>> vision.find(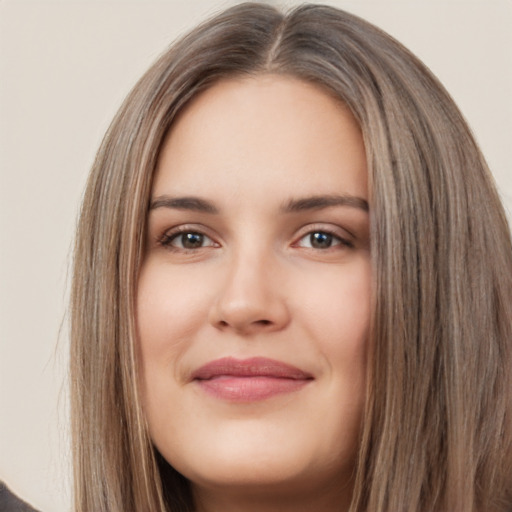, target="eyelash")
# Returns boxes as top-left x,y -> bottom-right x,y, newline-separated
293,228 -> 354,250
159,227 -> 218,251
158,226 -> 353,252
